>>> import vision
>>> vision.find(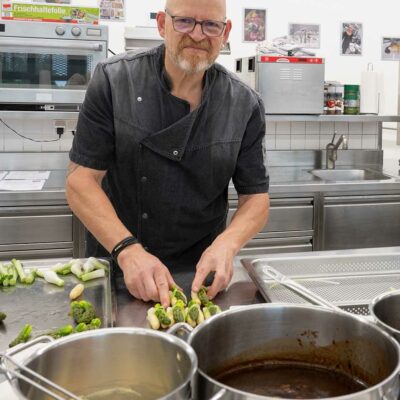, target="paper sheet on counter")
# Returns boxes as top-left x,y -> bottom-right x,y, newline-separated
0,179 -> 46,191
5,170 -> 50,180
